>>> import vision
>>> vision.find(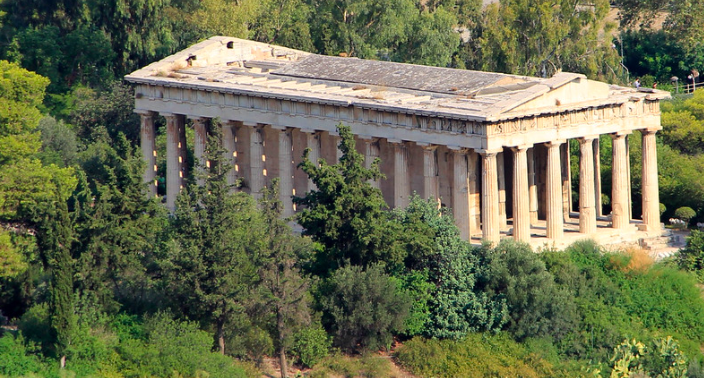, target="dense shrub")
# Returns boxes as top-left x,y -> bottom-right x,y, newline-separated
679,229 -> 704,280
478,240 -> 578,341
0,332 -> 44,377
675,207 -> 697,225
292,324 -> 331,368
395,333 -> 586,378
317,264 -> 410,352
